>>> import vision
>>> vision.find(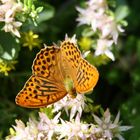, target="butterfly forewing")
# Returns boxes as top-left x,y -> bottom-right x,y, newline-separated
16,46 -> 67,108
